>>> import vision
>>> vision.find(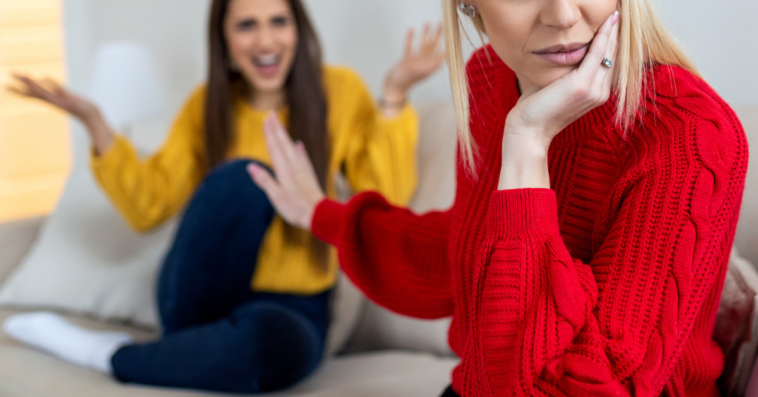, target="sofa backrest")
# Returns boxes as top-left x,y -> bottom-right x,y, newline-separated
733,106 -> 757,265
